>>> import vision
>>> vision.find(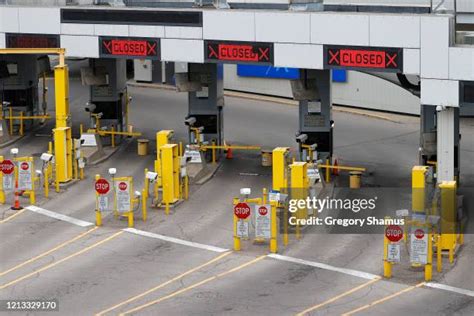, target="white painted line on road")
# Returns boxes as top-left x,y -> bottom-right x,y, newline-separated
425,282 -> 474,297
123,228 -> 229,253
267,254 -> 380,280
26,205 -> 94,227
